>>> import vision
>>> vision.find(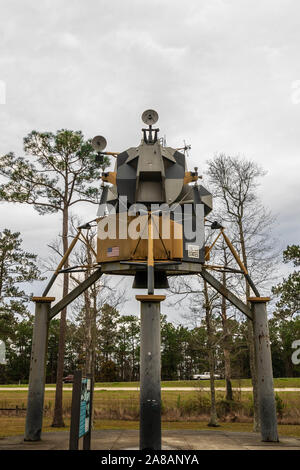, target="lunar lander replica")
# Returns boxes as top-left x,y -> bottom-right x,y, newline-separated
25,110 -> 278,449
